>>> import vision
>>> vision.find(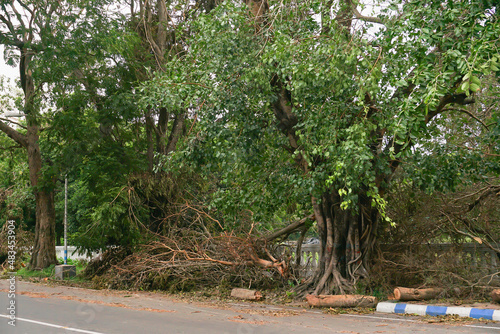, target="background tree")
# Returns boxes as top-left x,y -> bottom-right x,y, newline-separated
0,0 -> 124,268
